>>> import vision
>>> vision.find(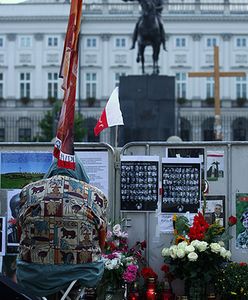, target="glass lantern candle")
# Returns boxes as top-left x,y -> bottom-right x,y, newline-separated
145,277 -> 157,300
